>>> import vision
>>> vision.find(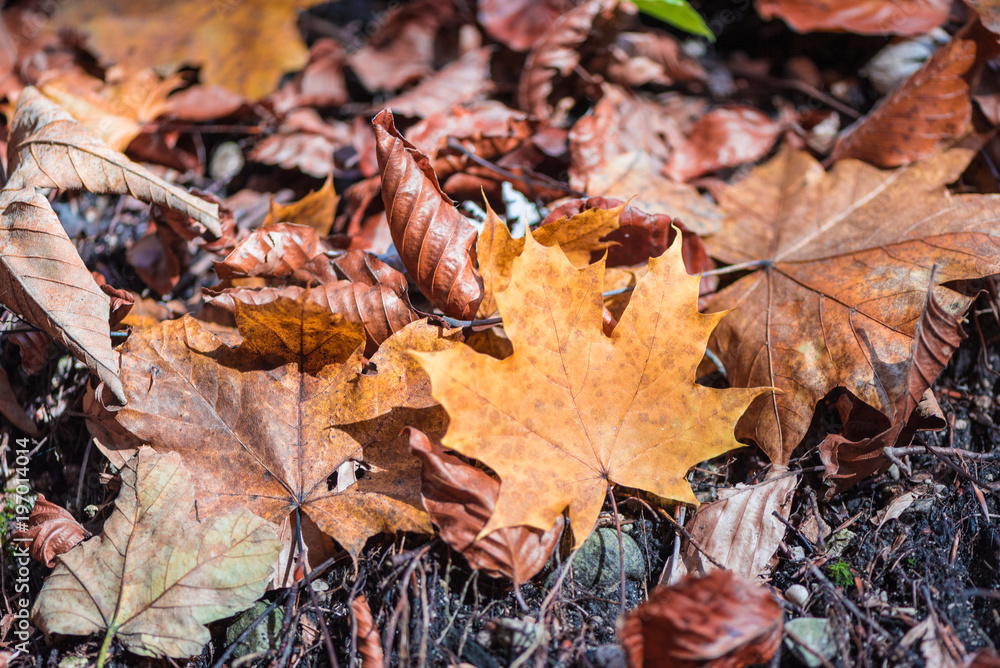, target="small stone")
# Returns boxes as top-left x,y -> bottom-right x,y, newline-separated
826,529 -> 855,558
310,578 -> 329,592
491,617 -> 546,654
974,395 -> 992,412
908,497 -> 935,514
785,584 -> 809,607
954,418 -> 969,431
887,464 -> 900,481
788,545 -> 806,562
225,601 -> 284,660
590,644 -> 627,668
209,141 -> 245,183
785,618 -> 838,668
572,527 -> 646,594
